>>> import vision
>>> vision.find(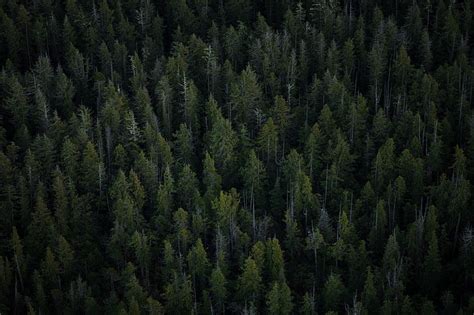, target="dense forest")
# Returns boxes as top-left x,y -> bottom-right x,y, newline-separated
0,0 -> 473,313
